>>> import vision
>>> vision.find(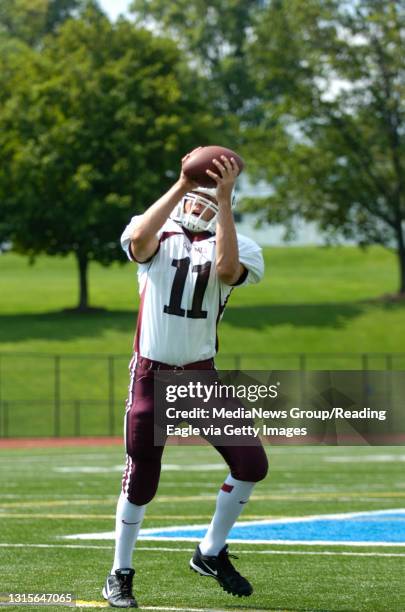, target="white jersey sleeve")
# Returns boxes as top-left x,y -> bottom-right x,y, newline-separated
120,215 -> 180,262
232,233 -> 264,287
120,215 -> 141,261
